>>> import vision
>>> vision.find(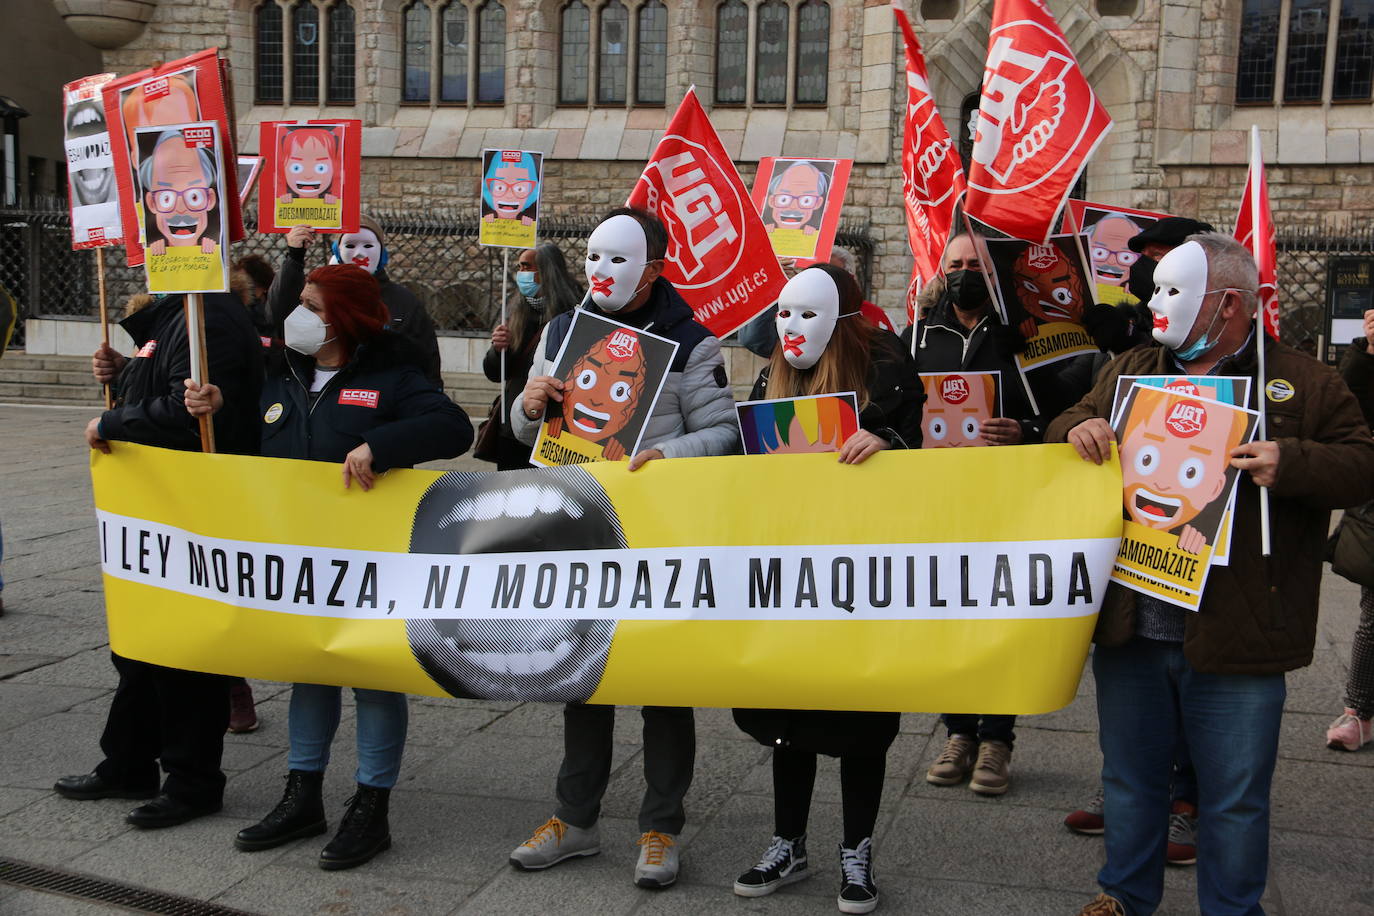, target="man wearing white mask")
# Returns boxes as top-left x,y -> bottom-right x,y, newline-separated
1049,233 -> 1374,916
267,216 -> 443,386
507,207 -> 739,888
